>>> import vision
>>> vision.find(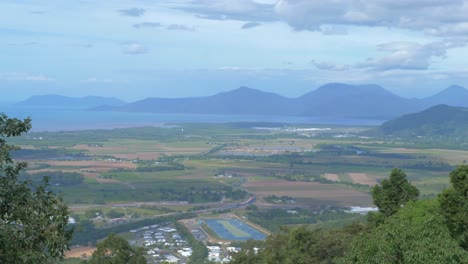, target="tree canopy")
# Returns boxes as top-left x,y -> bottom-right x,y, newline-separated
369,168 -> 419,224
231,167 -> 468,263
439,165 -> 468,250
342,200 -> 468,264
0,113 -> 72,263
85,233 -> 146,264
